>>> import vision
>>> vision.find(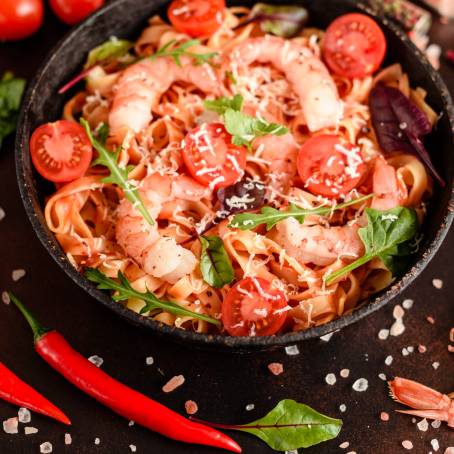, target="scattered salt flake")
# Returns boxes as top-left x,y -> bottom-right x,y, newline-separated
340,369 -> 350,378
352,378 -> 368,392
339,441 -> 350,449
245,404 -> 255,411
268,362 -> 284,376
64,433 -> 72,445
325,373 -> 336,385
378,373 -> 387,381
320,332 -> 334,342
129,445 -> 137,453
285,345 -> 300,356
390,318 -> 405,336
285,451 -> 298,454
0,206 -> 5,221
378,329 -> 390,340
432,278 -> 443,289
339,404 -> 347,412
18,407 -> 31,423
12,269 -> 26,282
418,344 -> 427,353
432,362 -> 440,370
2,291 -> 10,305
40,442 -> 53,453
94,437 -> 100,445
393,304 -> 405,319
128,420 -> 135,427
407,346 -> 414,353
402,347 -> 410,356
162,375 -> 185,393
431,420 -> 442,429
145,356 -> 154,366
450,328 -> 454,343
185,400 -> 198,415
385,355 -> 393,366
380,412 -> 389,421
411,418 -> 416,423
346,451 -> 357,454
444,448 -> 454,454
88,355 -> 104,367
3,417 -> 18,434
402,299 -> 414,310
24,426 -> 38,435
431,439 -> 440,451
426,315 -> 435,324
417,418 -> 429,431
402,440 -> 413,450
